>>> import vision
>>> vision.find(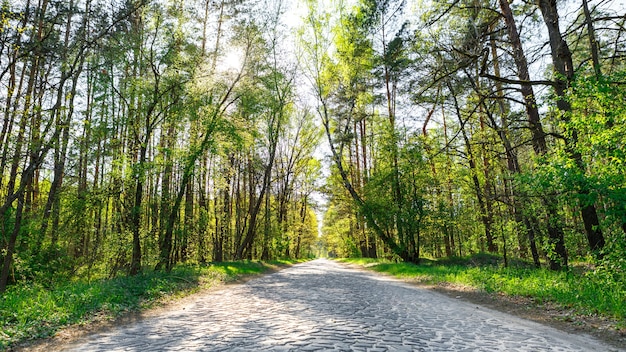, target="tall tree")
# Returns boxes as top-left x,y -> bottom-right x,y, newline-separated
536,0 -> 604,258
